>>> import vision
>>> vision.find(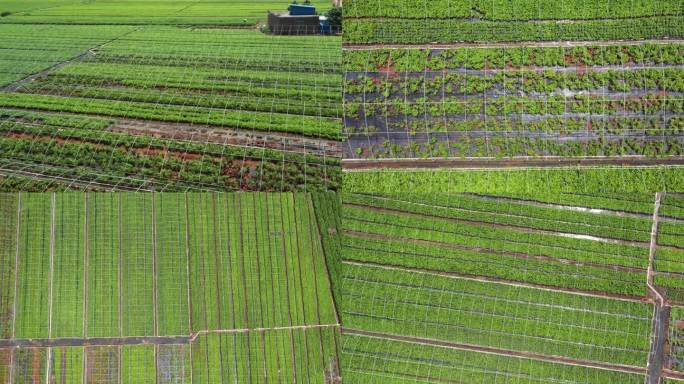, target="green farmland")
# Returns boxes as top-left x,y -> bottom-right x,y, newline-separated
344,0 -> 684,44
0,0 -> 332,25
0,192 -> 341,382
0,0 -> 342,192
337,190 -> 684,383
